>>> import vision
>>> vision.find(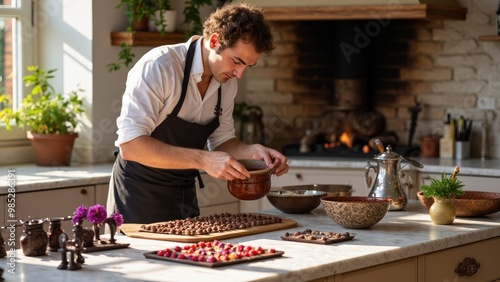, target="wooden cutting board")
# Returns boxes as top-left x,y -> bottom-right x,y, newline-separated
120,214 -> 297,243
